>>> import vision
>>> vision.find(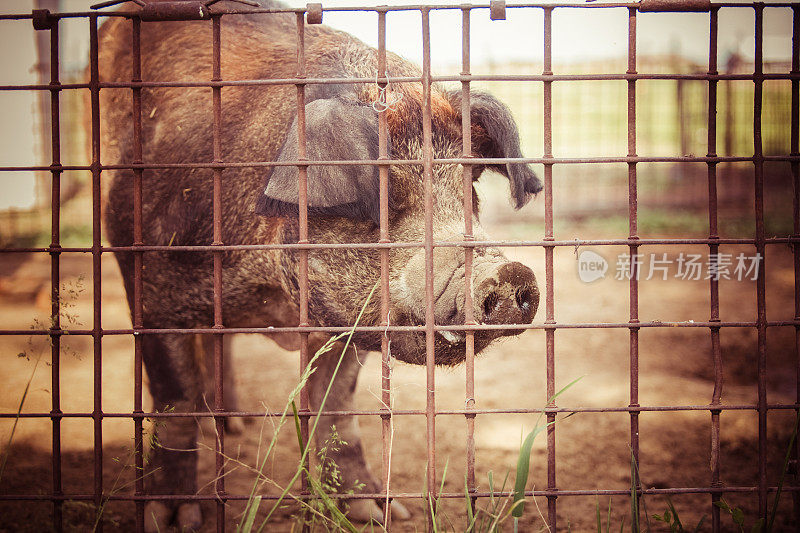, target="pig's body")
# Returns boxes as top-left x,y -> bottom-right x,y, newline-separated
99,1 -> 541,530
